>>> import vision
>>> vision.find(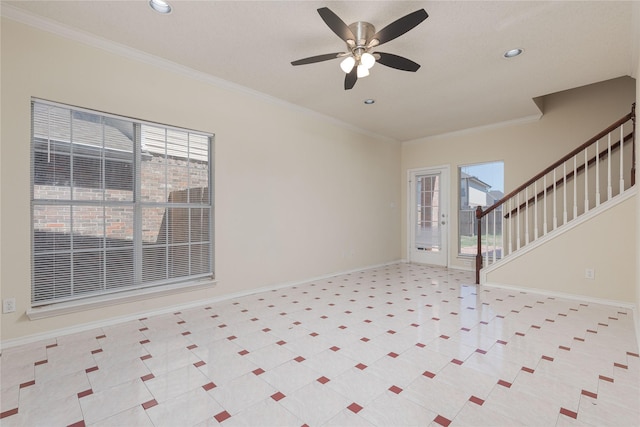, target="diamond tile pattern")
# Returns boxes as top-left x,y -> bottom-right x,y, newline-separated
1,264 -> 638,426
